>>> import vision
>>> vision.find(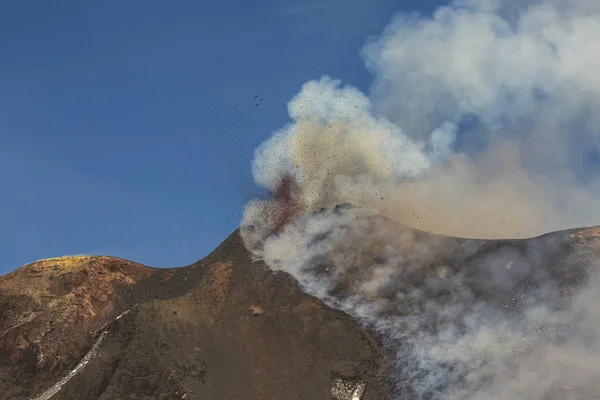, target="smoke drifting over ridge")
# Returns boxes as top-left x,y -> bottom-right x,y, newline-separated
242,0 -> 600,399
249,208 -> 600,399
